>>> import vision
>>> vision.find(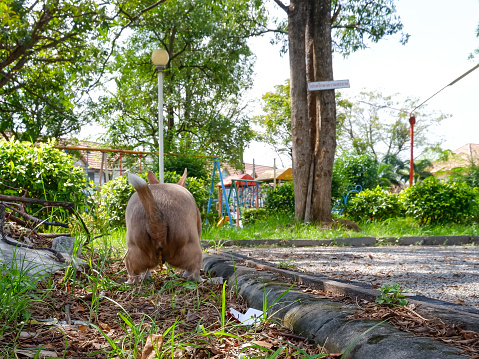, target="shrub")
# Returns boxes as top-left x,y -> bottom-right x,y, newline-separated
332,153 -> 379,200
0,138 -> 93,213
401,177 -> 479,225
97,174 -> 136,229
242,208 -> 269,225
263,181 -> 294,214
98,171 -> 209,229
346,186 -> 403,222
164,154 -> 209,180
451,164 -> 479,188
